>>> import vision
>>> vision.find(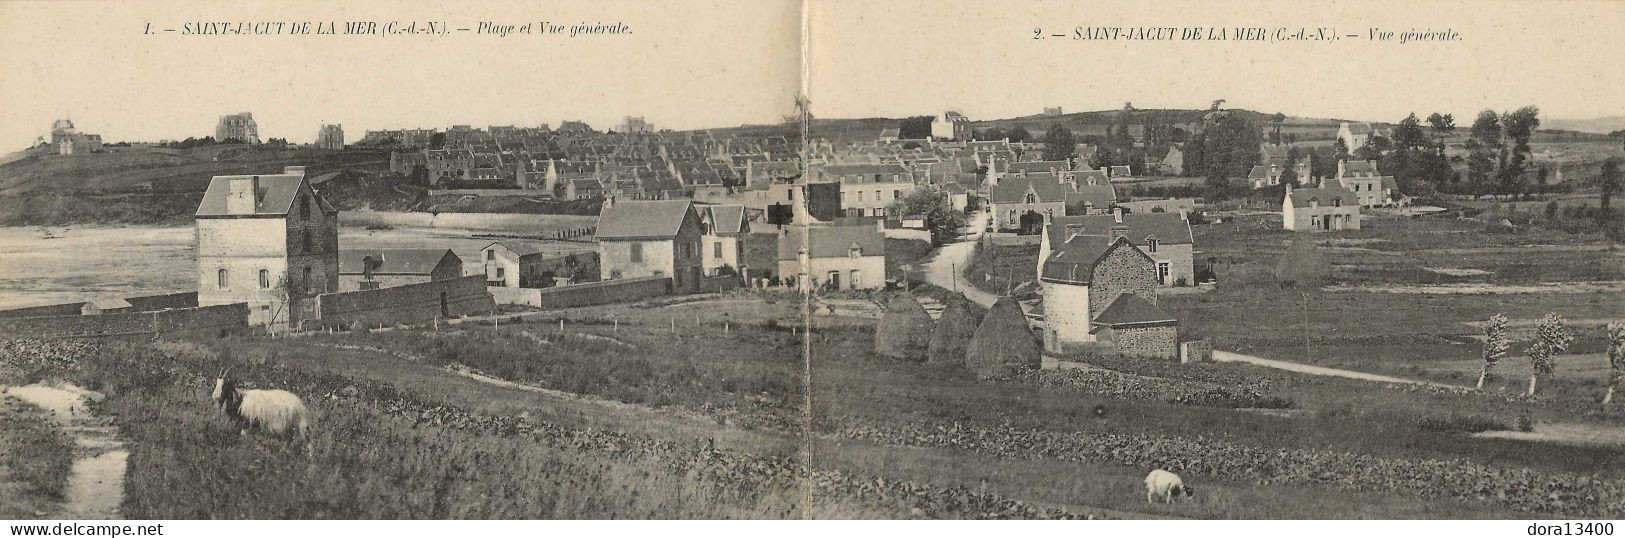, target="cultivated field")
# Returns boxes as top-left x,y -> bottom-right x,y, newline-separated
4,287 -> 1623,519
